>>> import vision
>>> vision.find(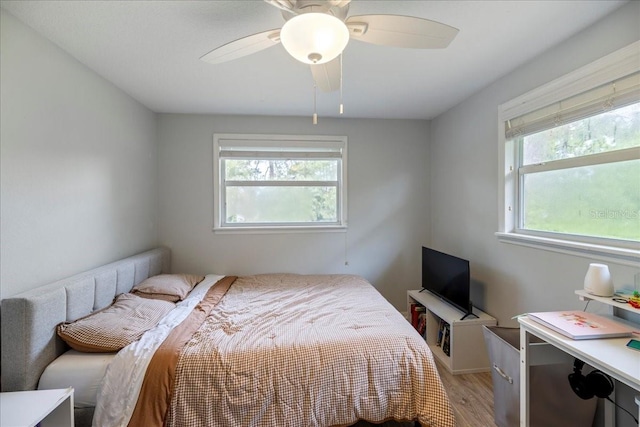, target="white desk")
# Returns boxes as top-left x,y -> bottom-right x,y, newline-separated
519,316 -> 640,427
0,387 -> 74,427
